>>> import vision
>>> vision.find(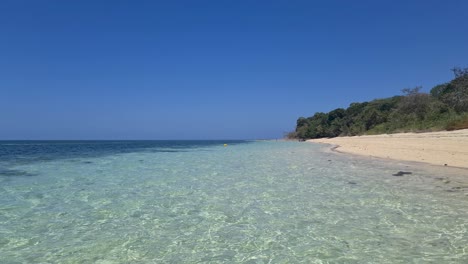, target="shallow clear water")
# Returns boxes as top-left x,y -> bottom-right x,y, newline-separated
1,140 -> 467,263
